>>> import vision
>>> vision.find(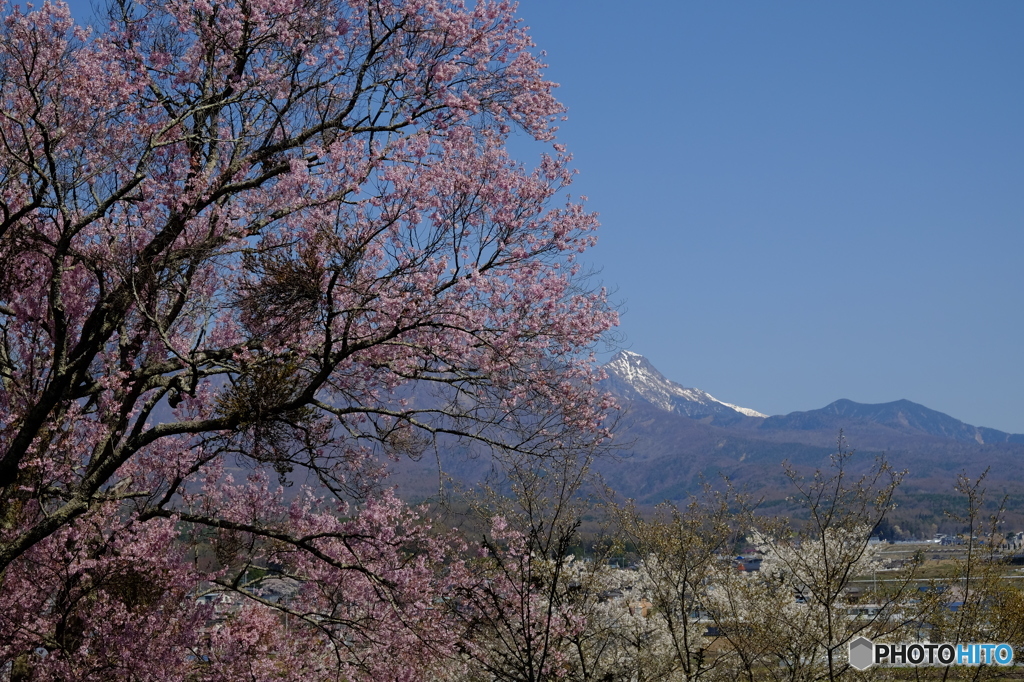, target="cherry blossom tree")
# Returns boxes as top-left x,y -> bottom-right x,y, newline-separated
0,0 -> 616,677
